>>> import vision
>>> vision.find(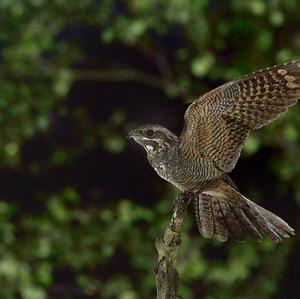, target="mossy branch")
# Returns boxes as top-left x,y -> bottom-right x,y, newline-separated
154,192 -> 192,299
